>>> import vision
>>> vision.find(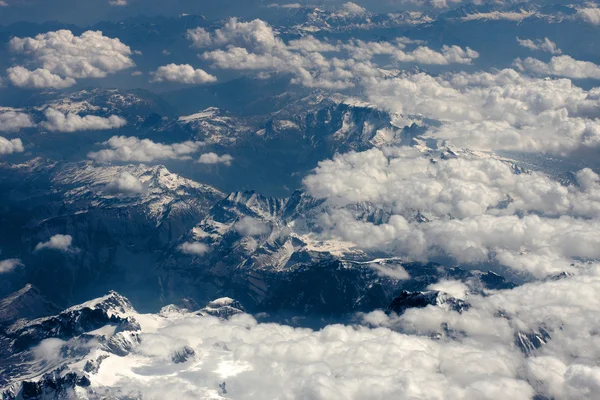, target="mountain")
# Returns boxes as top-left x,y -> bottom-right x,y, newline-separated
0,284 -> 61,325
0,160 -> 225,308
0,290 -> 253,399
